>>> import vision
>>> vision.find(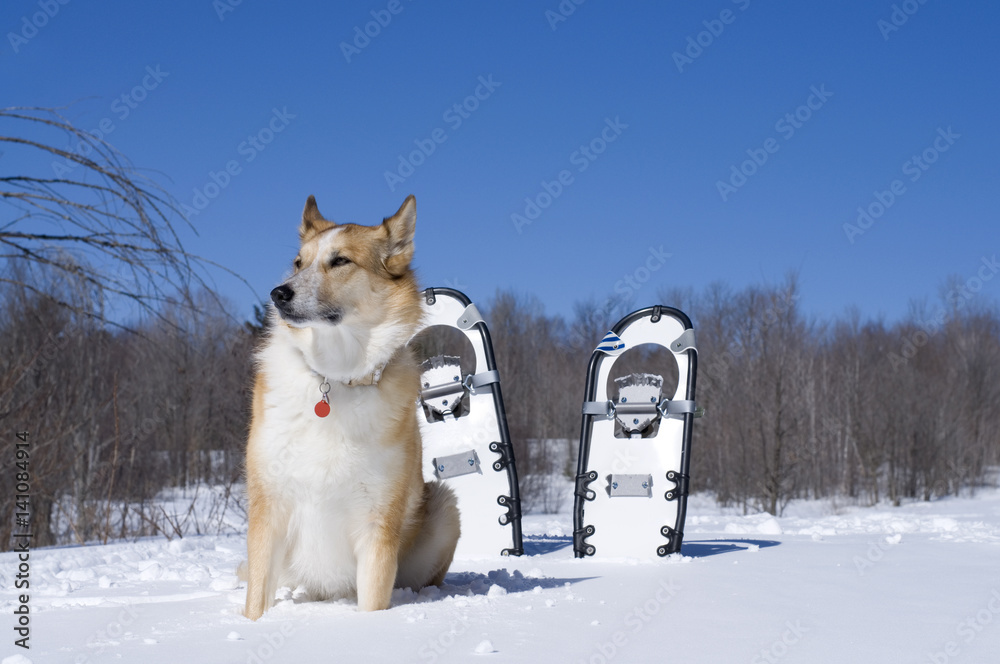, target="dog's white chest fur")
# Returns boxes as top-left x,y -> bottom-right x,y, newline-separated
255,343 -> 404,597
